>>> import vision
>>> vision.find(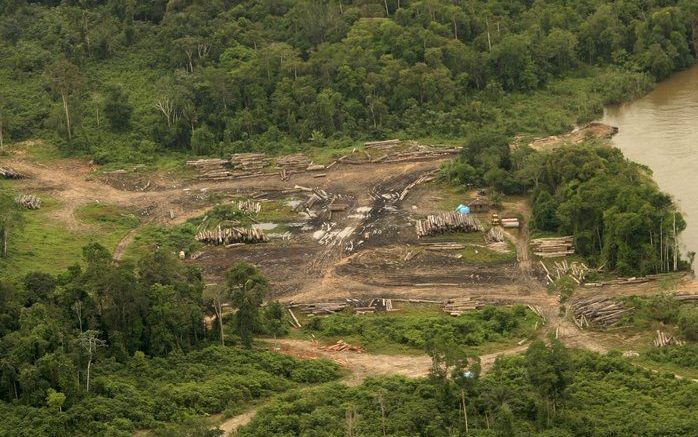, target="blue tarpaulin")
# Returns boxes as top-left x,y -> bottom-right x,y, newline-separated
456,204 -> 470,215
